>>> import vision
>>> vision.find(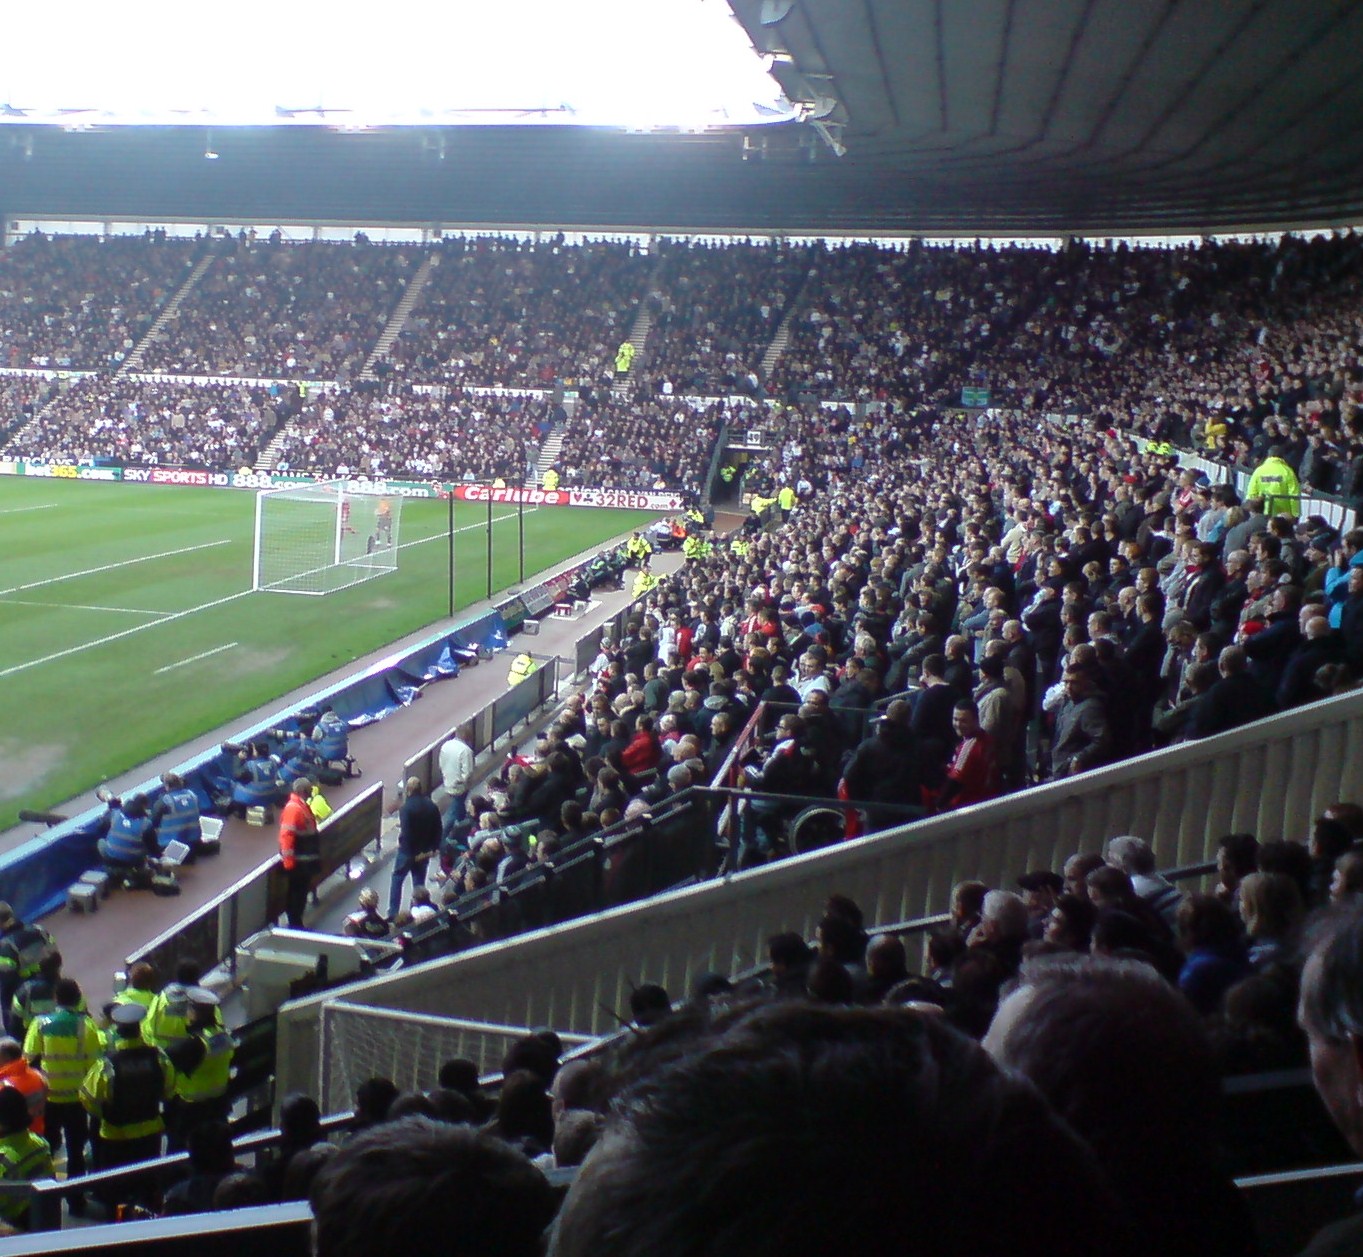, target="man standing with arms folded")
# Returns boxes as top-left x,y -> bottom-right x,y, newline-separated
278,778 -> 320,931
